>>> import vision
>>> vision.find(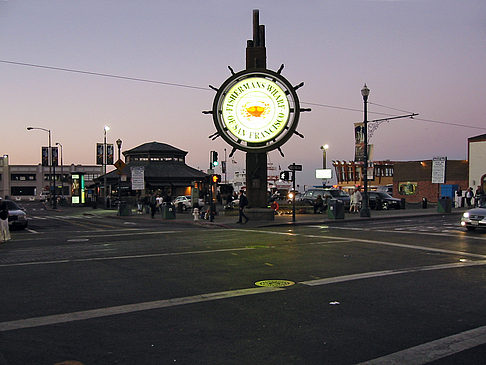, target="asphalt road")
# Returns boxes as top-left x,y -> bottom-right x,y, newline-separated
1,206 -> 486,364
